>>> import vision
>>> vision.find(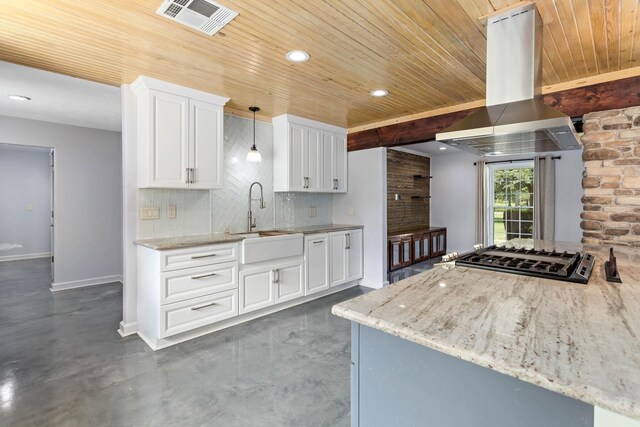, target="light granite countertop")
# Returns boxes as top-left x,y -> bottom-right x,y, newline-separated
134,224 -> 363,250
277,224 -> 364,234
332,240 -> 640,420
